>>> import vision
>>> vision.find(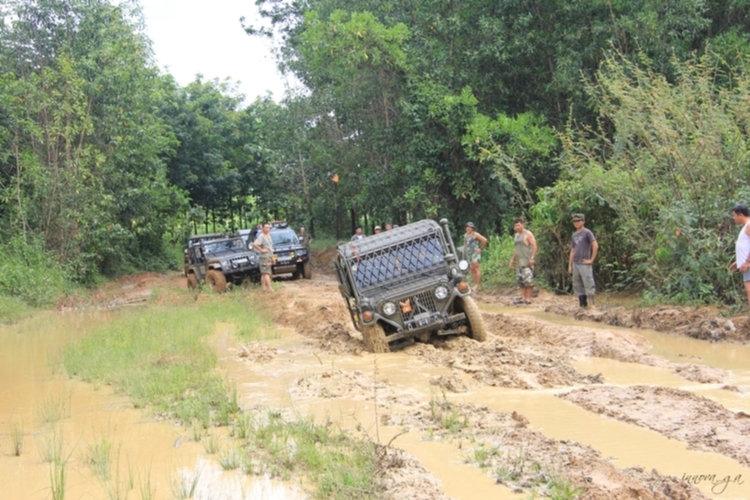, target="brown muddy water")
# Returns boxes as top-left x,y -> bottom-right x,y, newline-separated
0,312 -> 305,500
3,303 -> 750,499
